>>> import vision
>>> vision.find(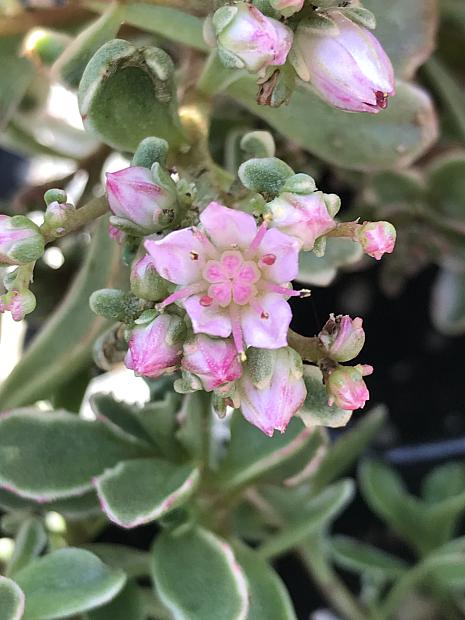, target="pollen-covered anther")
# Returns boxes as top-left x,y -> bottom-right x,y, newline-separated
299,289 -> 311,298
261,253 -> 276,266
